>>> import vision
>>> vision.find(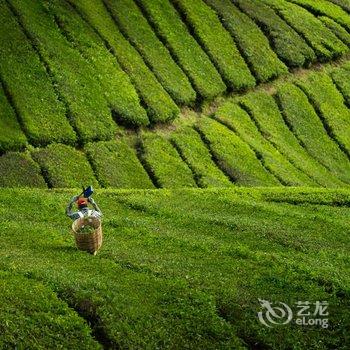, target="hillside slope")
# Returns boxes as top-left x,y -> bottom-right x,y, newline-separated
0,187 -> 349,349
2,61 -> 350,189
1,0 -> 350,190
